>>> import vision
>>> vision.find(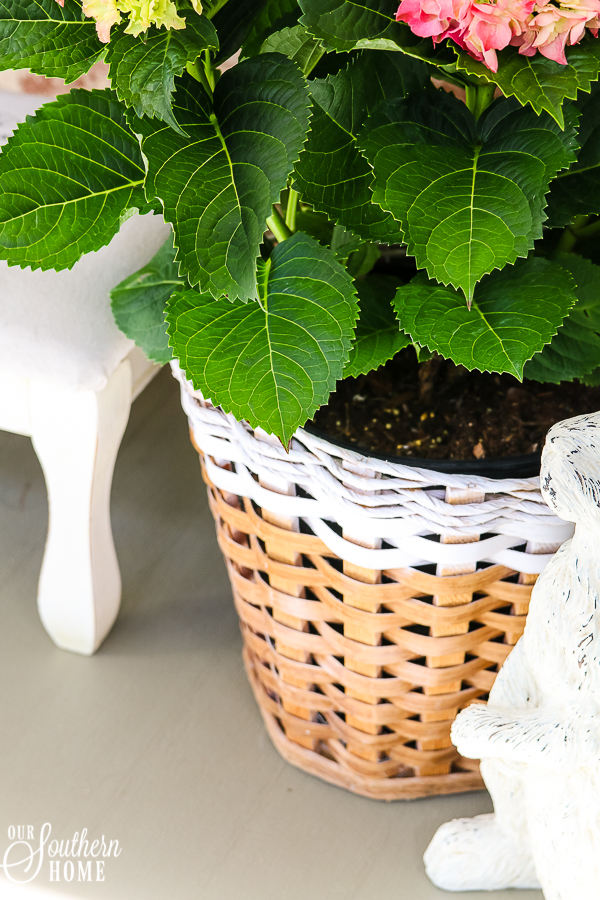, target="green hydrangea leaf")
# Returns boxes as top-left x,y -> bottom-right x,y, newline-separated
294,50 -> 428,245
111,234 -> 183,364
295,207 -> 335,244
0,0 -> 103,83
259,24 -> 325,75
299,0 -> 401,51
106,15 -> 218,134
330,223 -> 362,259
346,241 -> 380,278
210,0 -> 270,65
546,85 -> 600,226
241,0 -> 301,57
298,0 -> 454,64
345,275 -> 411,377
0,89 -> 148,271
582,366 -> 600,385
524,255 -> 600,383
133,54 -> 311,301
360,92 -> 578,303
455,41 -> 600,129
166,232 -> 359,444
393,257 -> 577,378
